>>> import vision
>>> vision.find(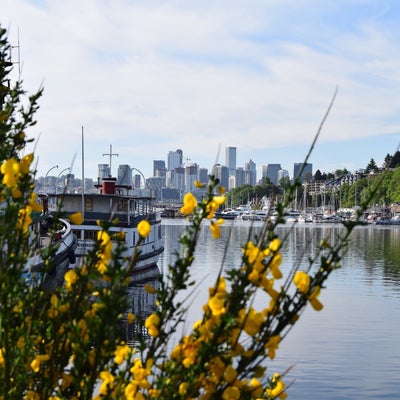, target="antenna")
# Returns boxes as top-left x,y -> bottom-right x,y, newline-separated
10,28 -> 22,78
103,144 -> 119,176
